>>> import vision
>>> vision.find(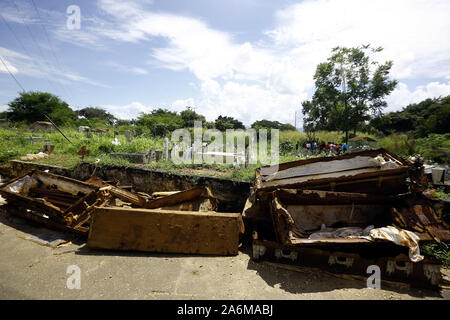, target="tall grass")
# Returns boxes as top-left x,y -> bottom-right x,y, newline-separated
1,125 -> 448,180
377,133 -> 417,157
279,130 -> 377,144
